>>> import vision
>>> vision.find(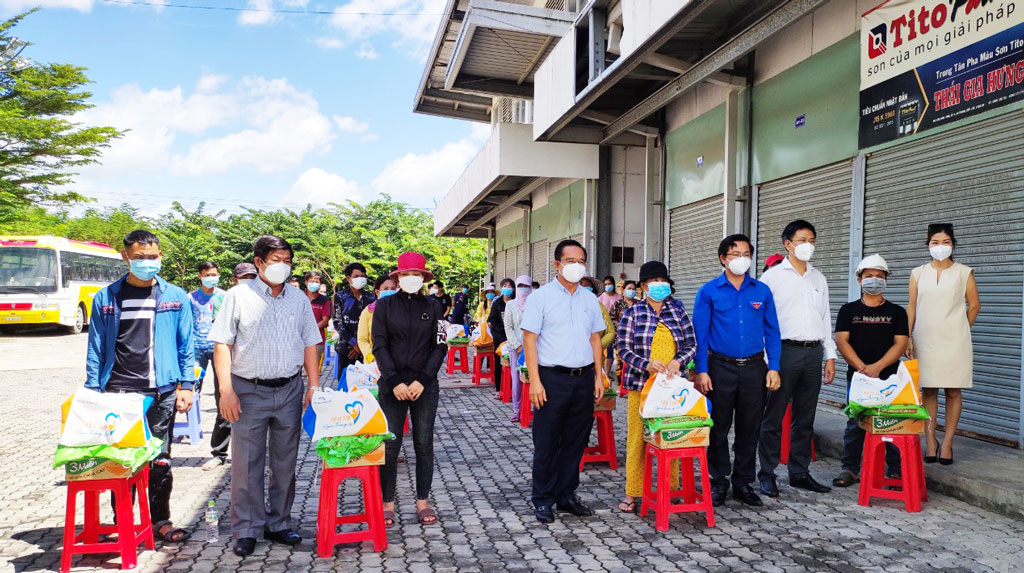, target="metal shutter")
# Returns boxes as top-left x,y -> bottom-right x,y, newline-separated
756,160 -> 853,405
864,111 -> 1024,444
549,238 -> 563,282
495,250 -> 506,285
532,239 -> 549,283
515,244 -> 524,278
668,195 -> 724,311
